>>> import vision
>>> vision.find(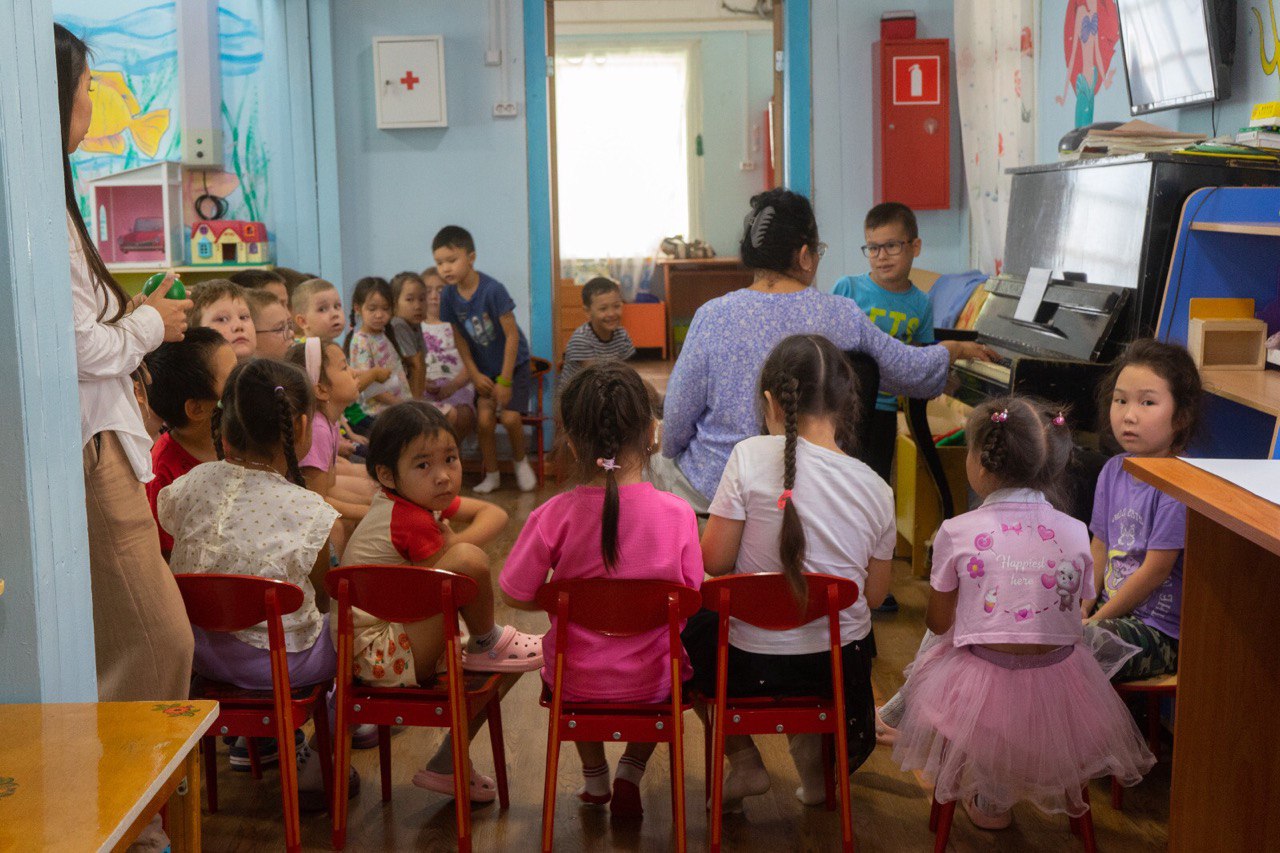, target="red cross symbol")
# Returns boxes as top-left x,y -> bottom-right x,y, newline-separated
400,70 -> 420,90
